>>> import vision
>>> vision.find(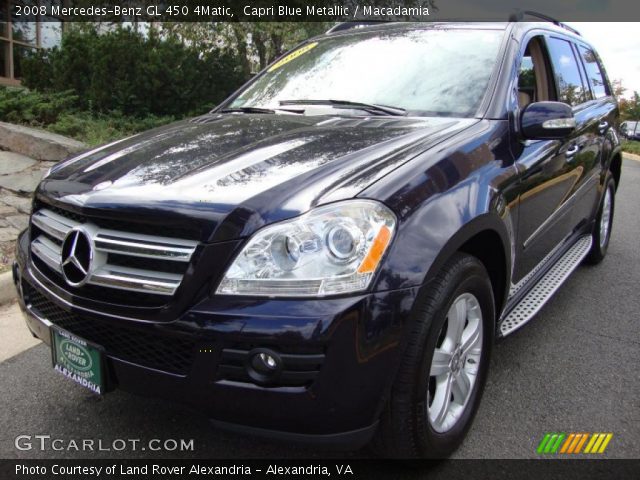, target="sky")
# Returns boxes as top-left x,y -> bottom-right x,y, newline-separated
565,23 -> 639,97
